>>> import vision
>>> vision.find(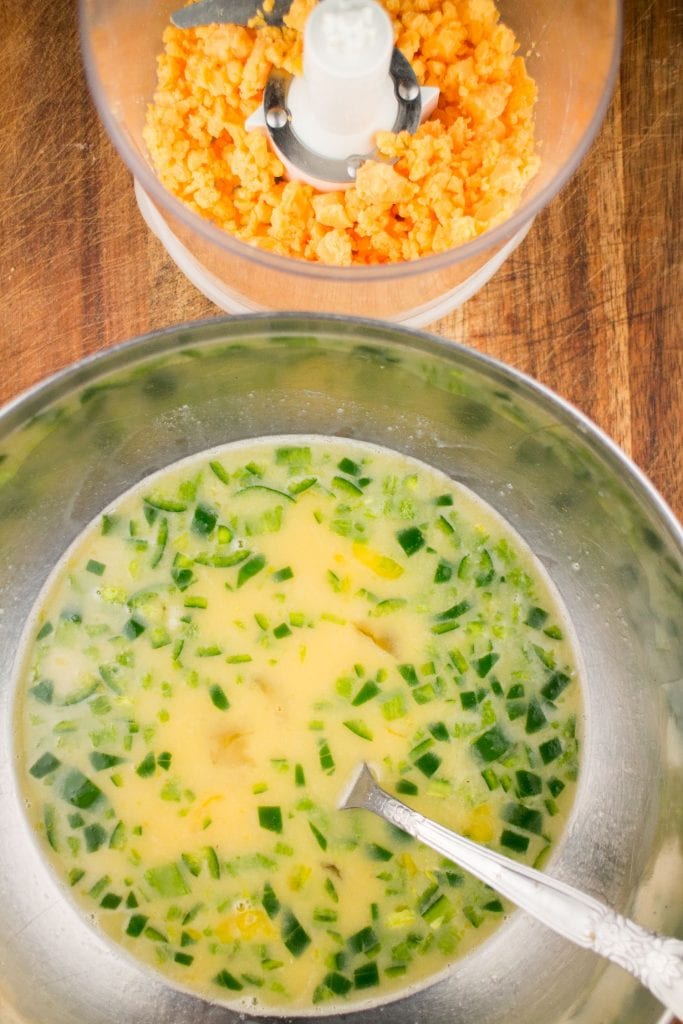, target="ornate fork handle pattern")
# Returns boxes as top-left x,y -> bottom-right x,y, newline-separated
588,910 -> 683,1013
340,763 -> 683,1017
